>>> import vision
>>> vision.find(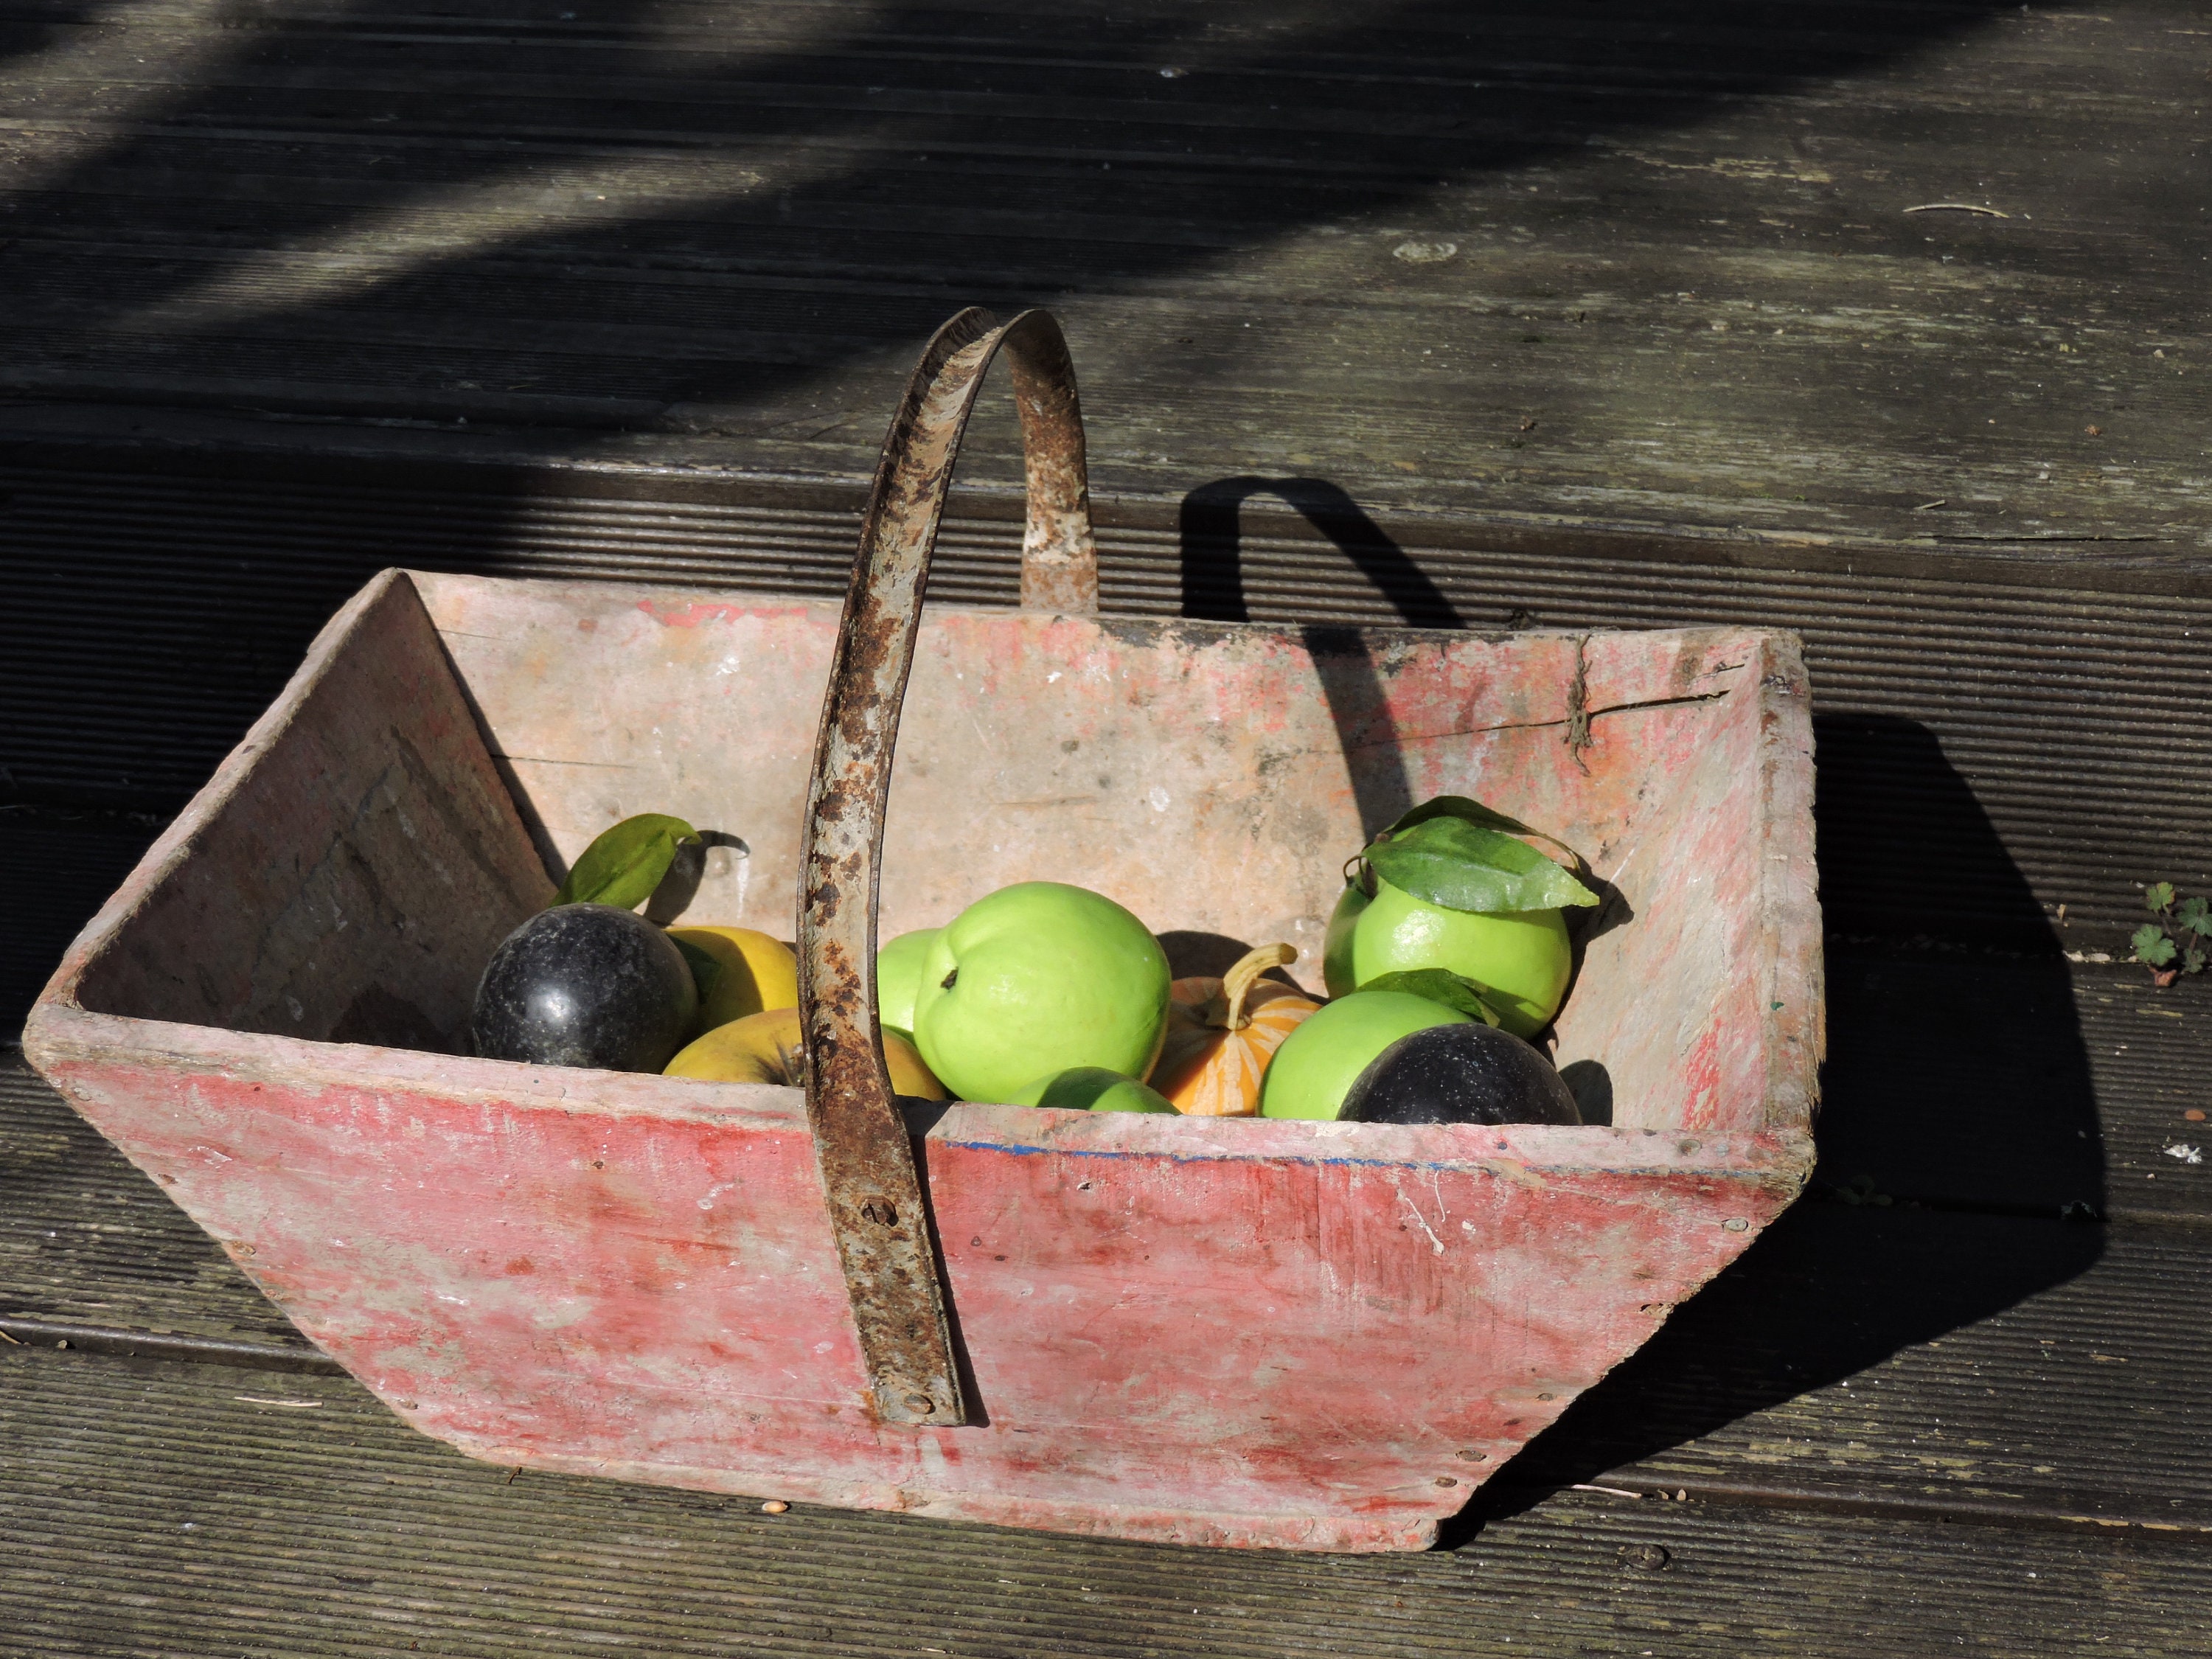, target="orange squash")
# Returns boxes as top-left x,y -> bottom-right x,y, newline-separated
1151,943 -> 1320,1116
